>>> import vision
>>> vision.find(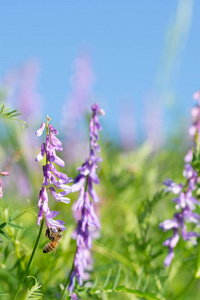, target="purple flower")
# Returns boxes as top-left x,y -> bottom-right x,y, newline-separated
35,116 -> 72,232
68,104 -> 104,296
163,179 -> 183,194
71,293 -> 78,300
17,61 -> 42,123
35,122 -> 46,136
60,53 -> 95,164
0,171 -> 9,199
160,96 -> 200,266
164,248 -> 175,267
183,164 -> 197,180
193,90 -> 200,105
160,163 -> 200,266
188,91 -> 200,140
160,187 -> 200,266
184,149 -> 193,163
45,211 -> 66,232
